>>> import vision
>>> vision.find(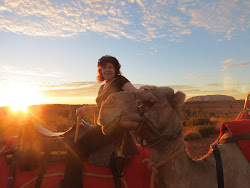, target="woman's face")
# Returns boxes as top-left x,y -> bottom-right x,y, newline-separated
101,62 -> 116,81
